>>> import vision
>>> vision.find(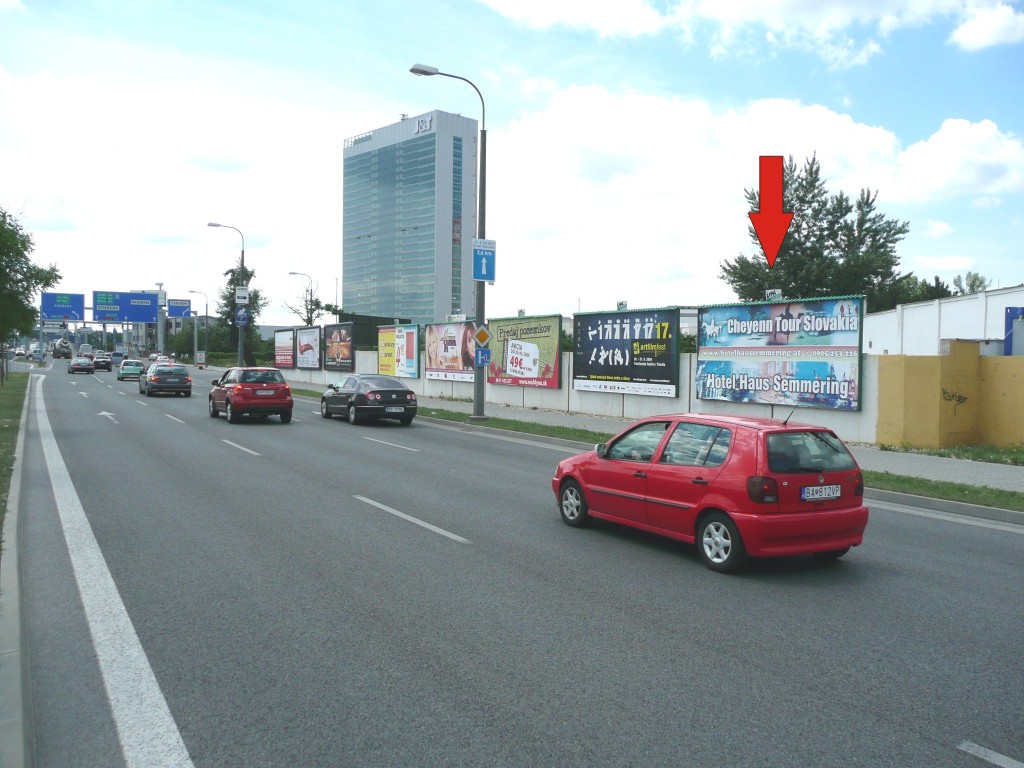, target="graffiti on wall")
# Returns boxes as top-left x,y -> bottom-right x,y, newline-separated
942,387 -> 969,415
